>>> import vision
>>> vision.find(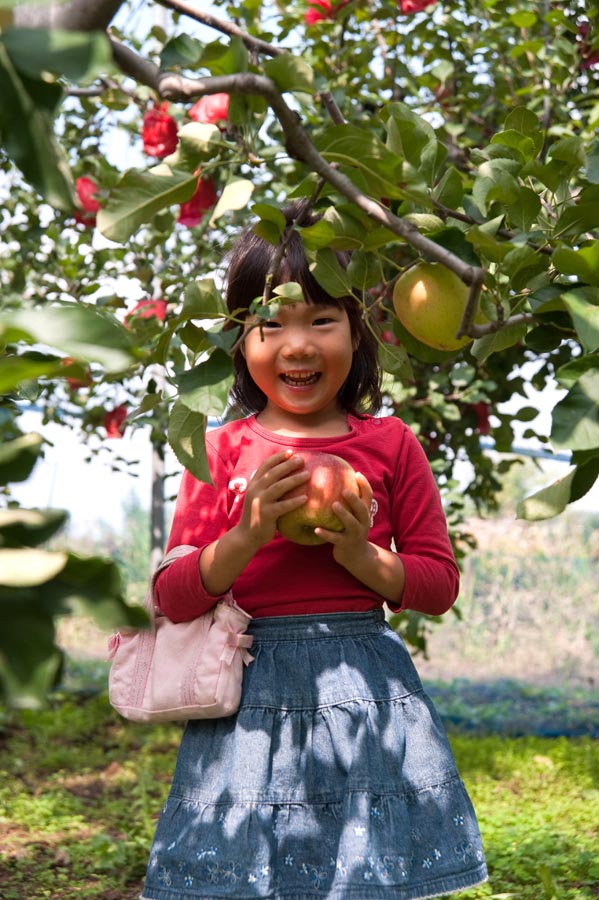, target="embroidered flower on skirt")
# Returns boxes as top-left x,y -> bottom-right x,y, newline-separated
141,610 -> 487,900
